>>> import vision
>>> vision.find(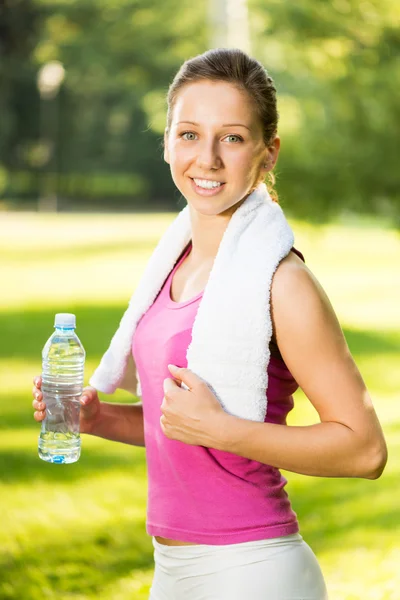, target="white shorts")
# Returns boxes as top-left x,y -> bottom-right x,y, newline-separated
149,533 -> 329,600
